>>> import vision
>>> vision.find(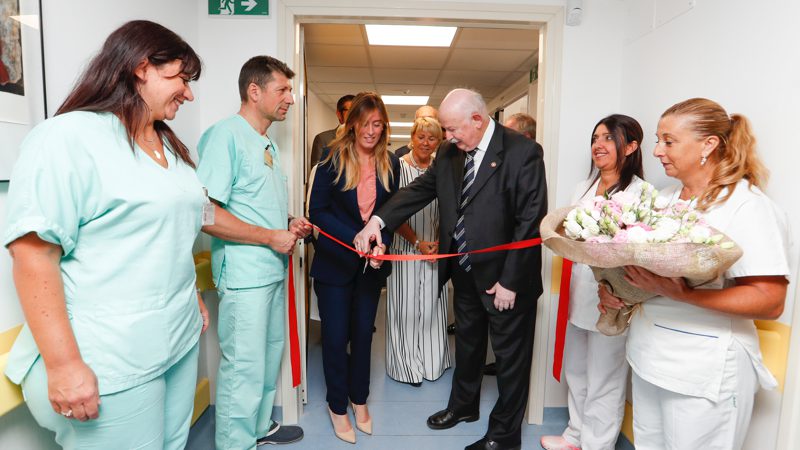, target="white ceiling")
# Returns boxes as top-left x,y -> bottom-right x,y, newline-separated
304,24 -> 539,128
